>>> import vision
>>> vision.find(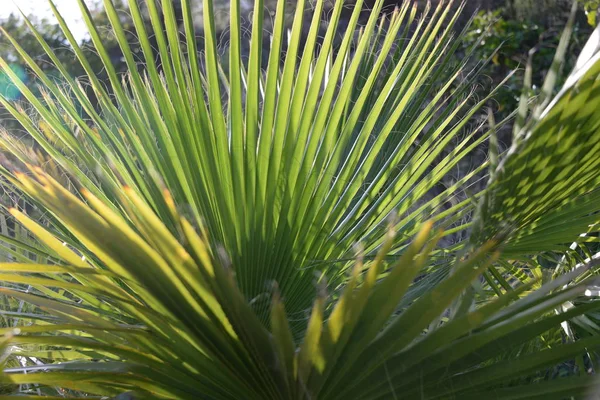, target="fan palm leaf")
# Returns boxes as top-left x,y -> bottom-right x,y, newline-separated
0,0 -> 499,331
0,0 -> 599,398
0,171 -> 598,399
